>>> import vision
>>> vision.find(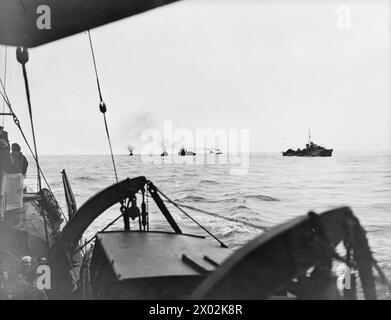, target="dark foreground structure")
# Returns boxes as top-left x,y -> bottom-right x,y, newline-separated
1,173 -> 390,300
